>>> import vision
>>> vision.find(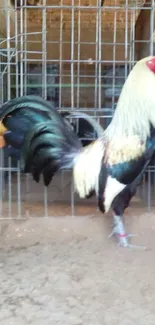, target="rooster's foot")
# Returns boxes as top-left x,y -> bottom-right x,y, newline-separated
109,215 -> 146,249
